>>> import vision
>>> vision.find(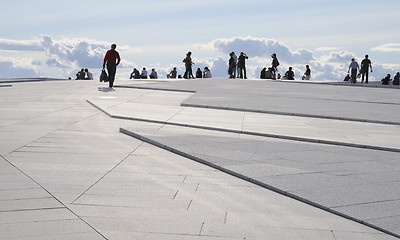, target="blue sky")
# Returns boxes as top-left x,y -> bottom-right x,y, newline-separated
0,0 -> 399,79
